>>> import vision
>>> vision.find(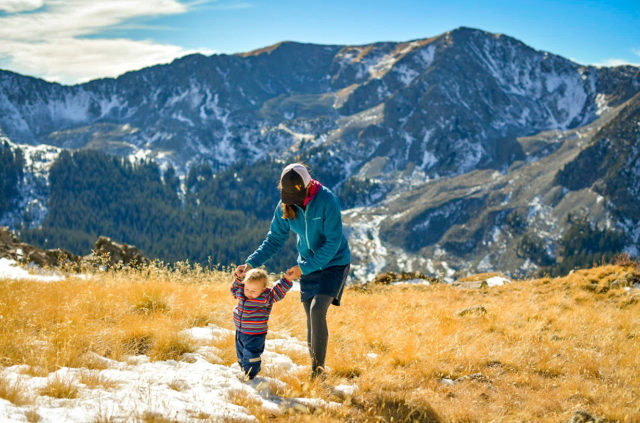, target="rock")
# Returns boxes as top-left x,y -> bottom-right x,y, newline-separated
452,280 -> 488,289
0,226 -> 79,269
568,410 -> 608,423
90,236 -> 149,269
372,271 -> 397,284
624,270 -> 640,287
371,271 -> 438,285
457,305 -> 487,317
0,226 -> 19,246
455,373 -> 490,384
441,373 -> 491,386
